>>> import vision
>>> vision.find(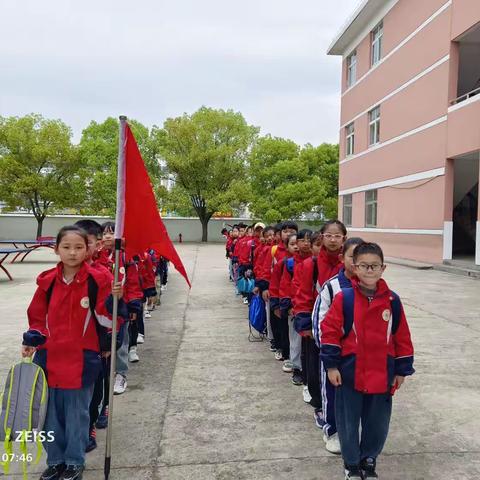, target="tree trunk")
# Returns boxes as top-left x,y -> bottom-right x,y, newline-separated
190,194 -> 213,243
36,216 -> 44,239
200,217 -> 209,242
